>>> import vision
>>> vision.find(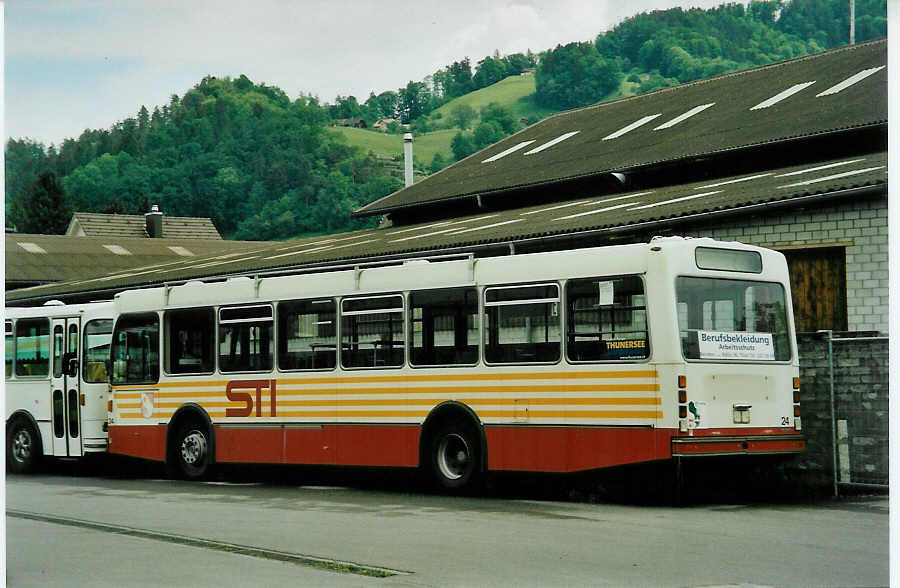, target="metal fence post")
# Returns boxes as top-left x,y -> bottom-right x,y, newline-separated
825,329 -> 838,498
